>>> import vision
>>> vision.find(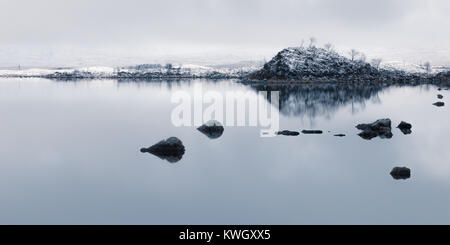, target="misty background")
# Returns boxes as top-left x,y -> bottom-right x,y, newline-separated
1,0 -> 449,68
